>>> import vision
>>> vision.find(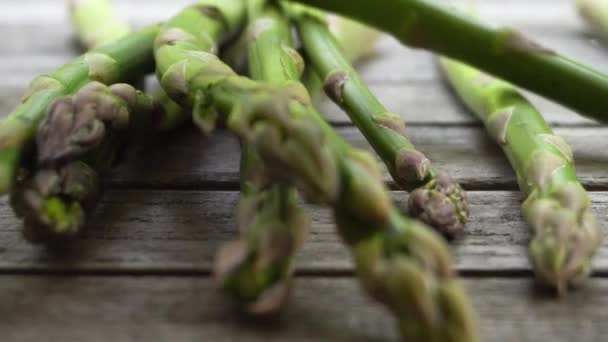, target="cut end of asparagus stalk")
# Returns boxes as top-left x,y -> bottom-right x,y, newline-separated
525,182 -> 603,294
408,172 -> 469,239
11,161 -> 99,243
